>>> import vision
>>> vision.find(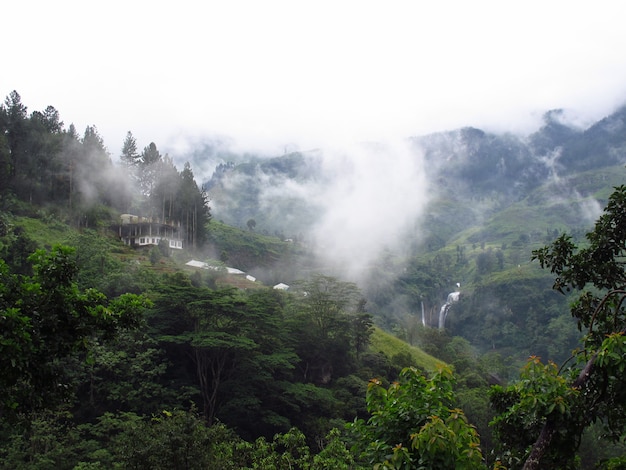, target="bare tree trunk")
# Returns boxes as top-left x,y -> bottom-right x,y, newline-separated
69,160 -> 73,211
522,421 -> 557,470
193,203 -> 197,249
